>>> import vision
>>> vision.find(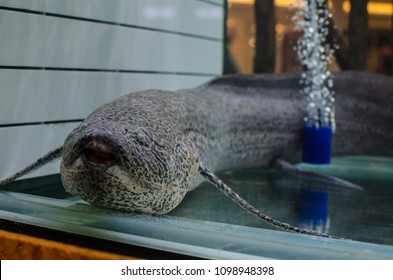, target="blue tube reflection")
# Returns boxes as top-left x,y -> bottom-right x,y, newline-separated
298,186 -> 330,233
